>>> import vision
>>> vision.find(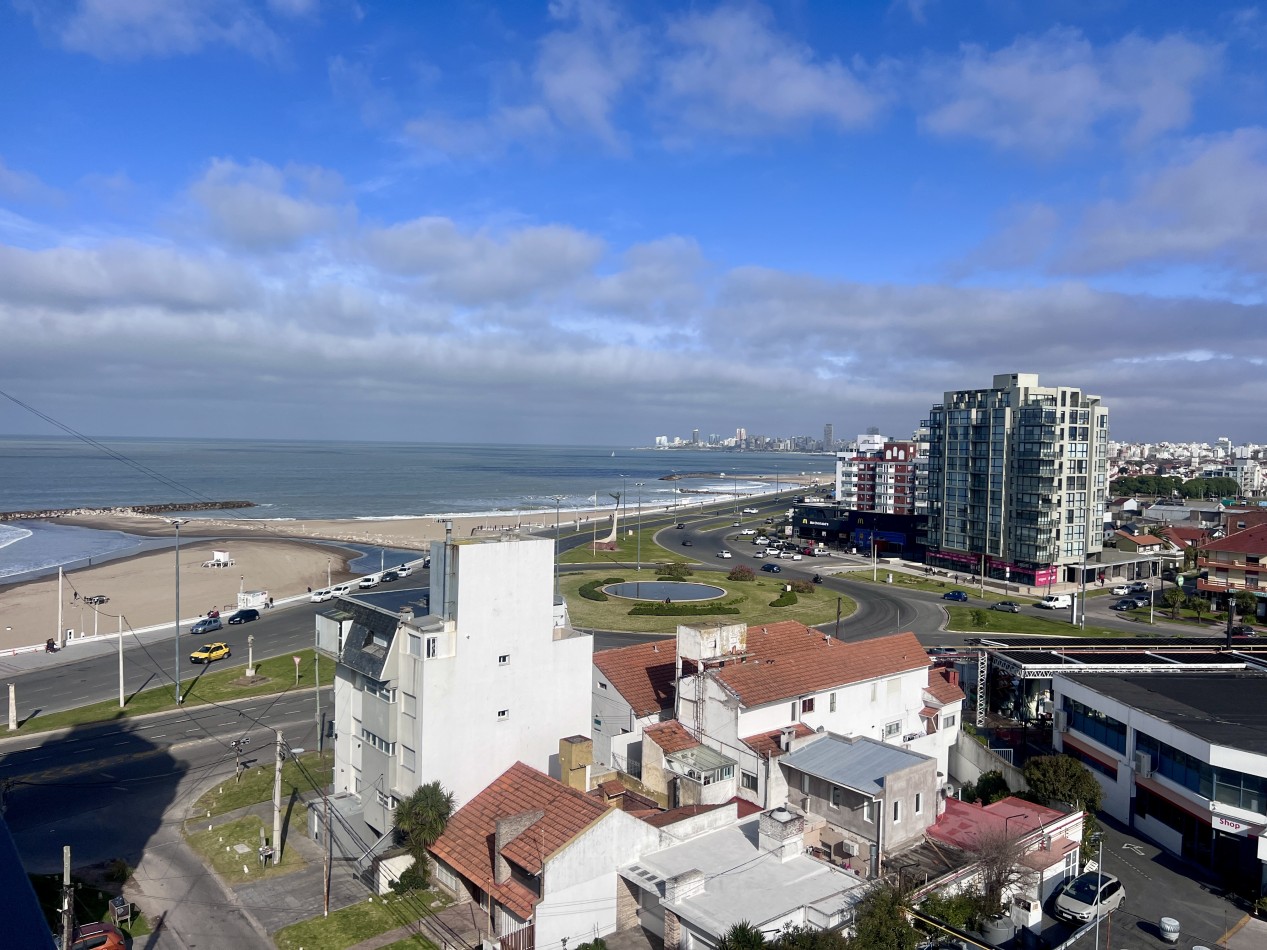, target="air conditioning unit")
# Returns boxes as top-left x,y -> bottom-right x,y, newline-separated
841,840 -> 859,857
1134,751 -> 1153,778
1038,699 -> 1053,716
1053,710 -> 1068,733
